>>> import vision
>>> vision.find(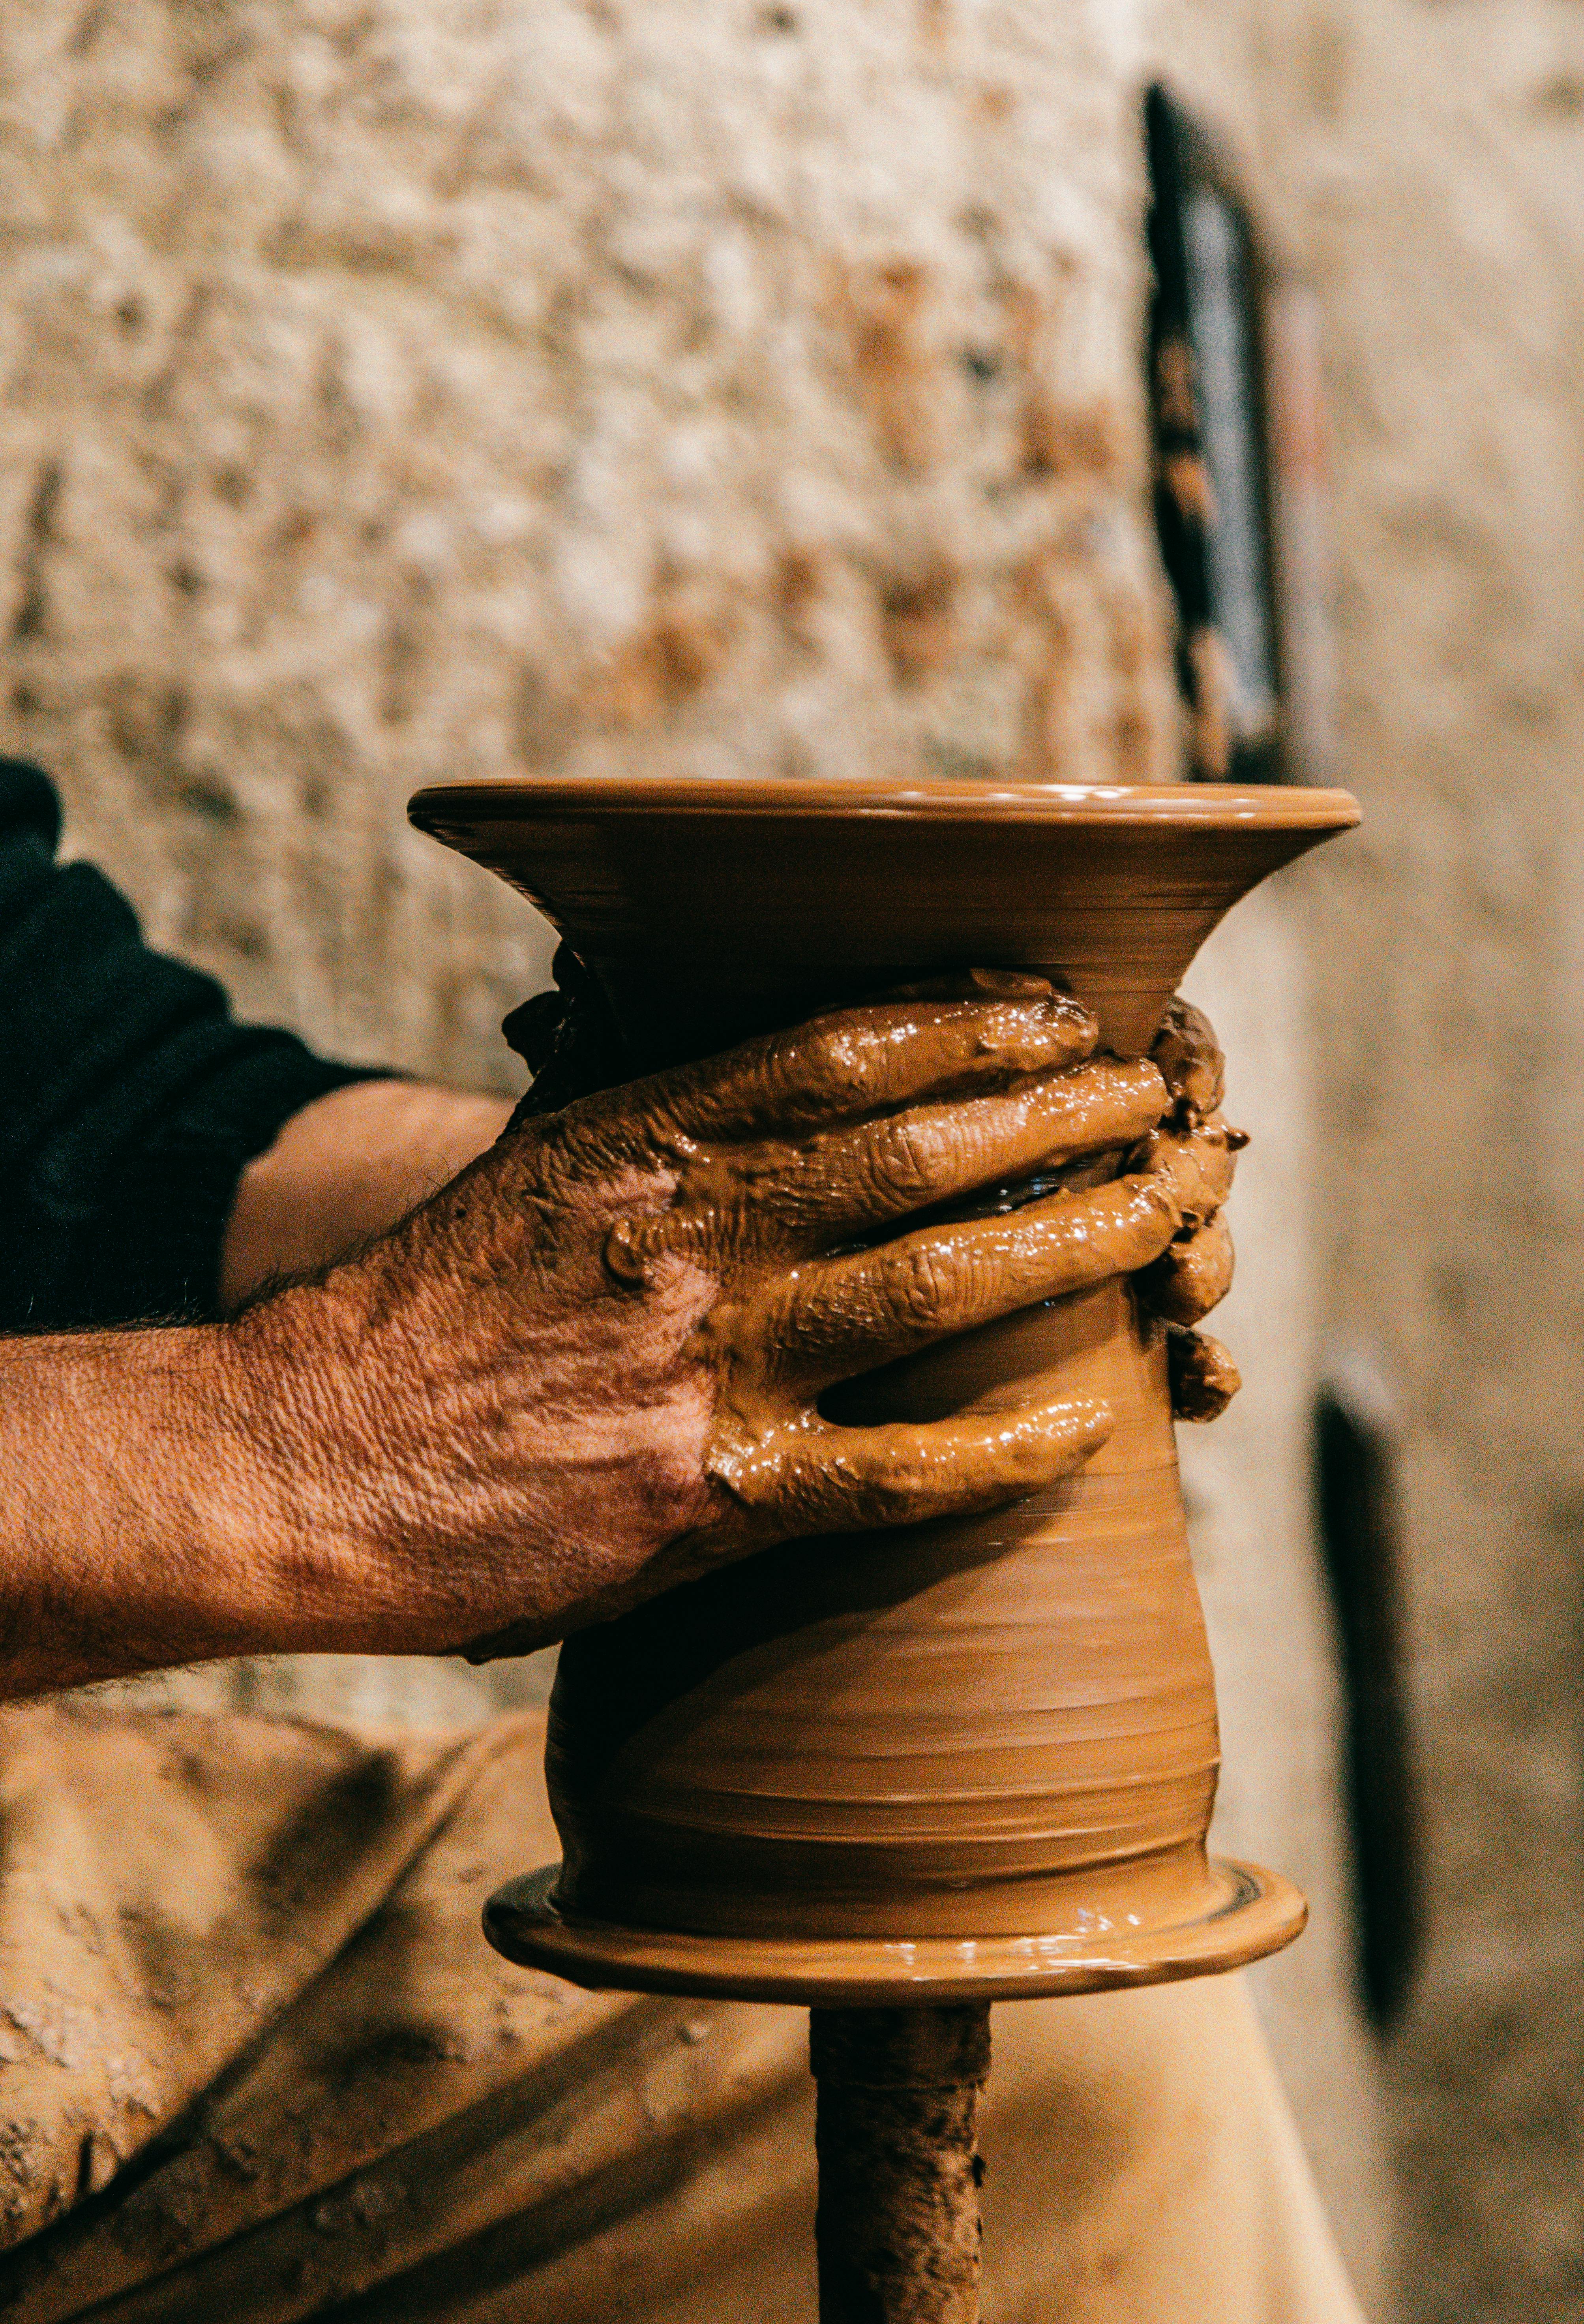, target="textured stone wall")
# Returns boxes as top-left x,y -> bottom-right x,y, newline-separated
1149,2 -> 1584,2317
0,2 -> 1395,2310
